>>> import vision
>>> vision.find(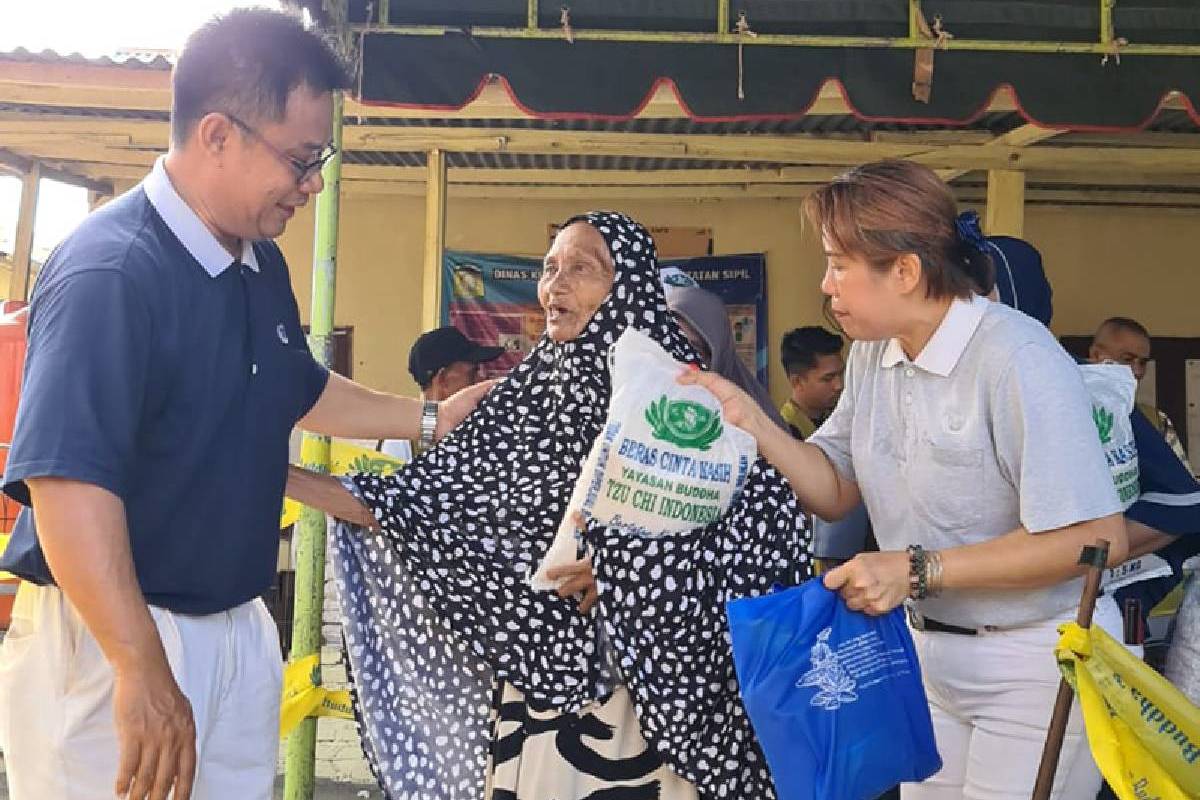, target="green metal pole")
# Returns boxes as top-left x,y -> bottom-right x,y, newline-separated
282,89 -> 344,800
1099,0 -> 1114,46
